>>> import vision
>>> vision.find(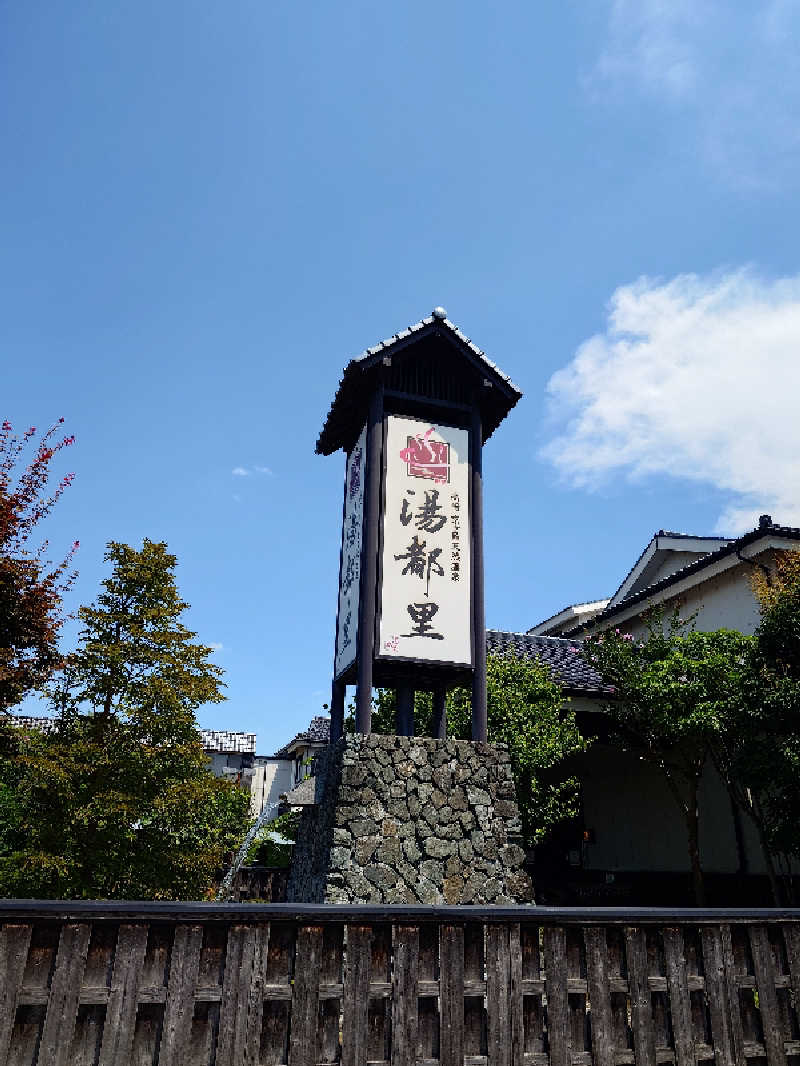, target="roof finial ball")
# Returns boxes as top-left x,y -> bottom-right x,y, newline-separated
432,306 -> 447,319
